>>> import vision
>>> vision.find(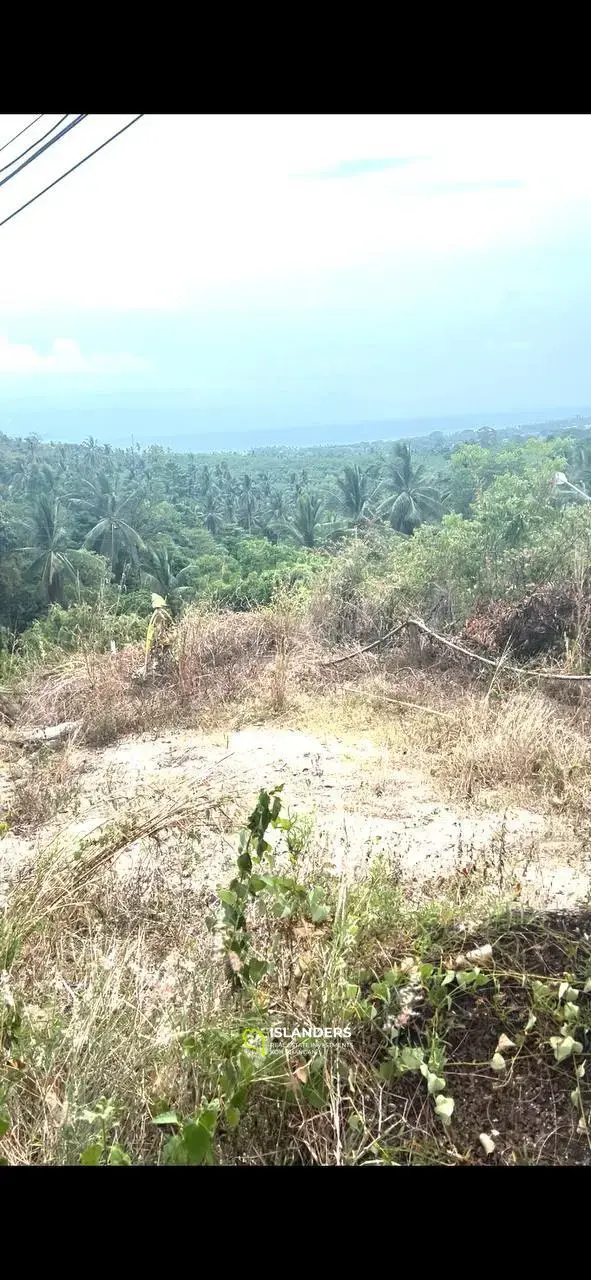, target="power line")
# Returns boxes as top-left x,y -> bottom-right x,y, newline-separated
0,113 -> 68,175
0,114 -> 87,189
0,114 -> 44,156
0,115 -> 144,230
